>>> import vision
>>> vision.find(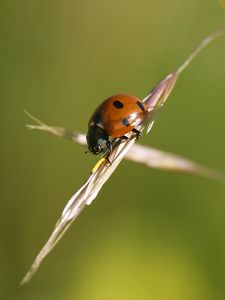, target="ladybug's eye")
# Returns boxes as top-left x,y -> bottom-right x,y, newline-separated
94,145 -> 101,153
89,144 -> 102,155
